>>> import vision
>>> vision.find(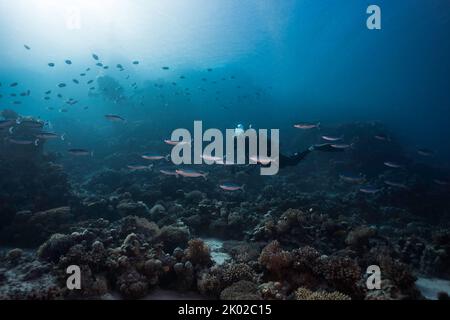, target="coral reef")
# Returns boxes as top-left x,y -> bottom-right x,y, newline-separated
220,281 -> 261,300
0,121 -> 448,300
